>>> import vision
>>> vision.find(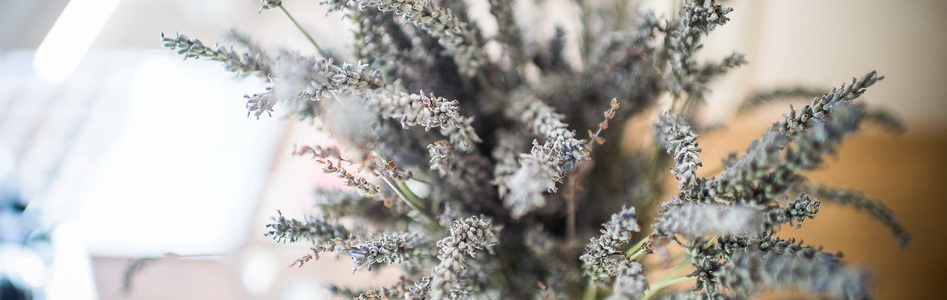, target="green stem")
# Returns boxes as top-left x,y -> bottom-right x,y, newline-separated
566,186 -> 578,245
661,258 -> 689,282
582,278 -> 597,300
475,72 -> 493,92
279,6 -> 330,58
372,154 -> 442,230
380,176 -> 442,229
641,276 -> 694,300
379,176 -> 413,207
678,94 -> 696,115
351,8 -> 366,60
578,0 -> 591,65
628,248 -> 646,261
611,0 -> 626,31
625,235 -> 650,257
701,236 -> 719,249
